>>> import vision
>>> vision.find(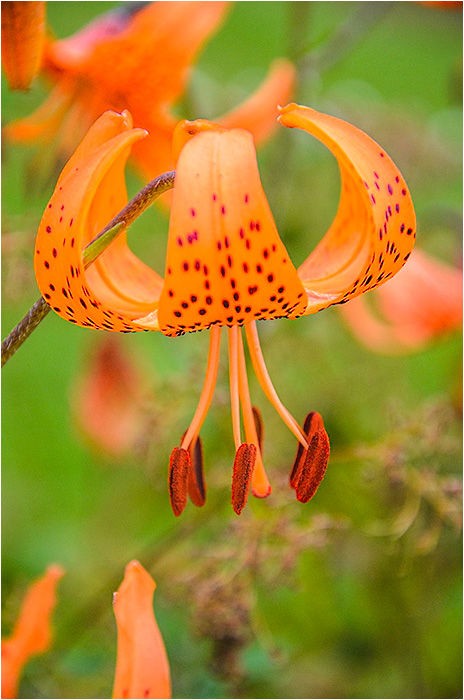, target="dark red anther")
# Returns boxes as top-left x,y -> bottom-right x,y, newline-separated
290,411 -> 330,502
168,447 -> 190,516
252,405 -> 264,452
231,443 -> 256,515
290,412 -> 320,488
295,431 -> 330,503
187,436 -> 206,507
